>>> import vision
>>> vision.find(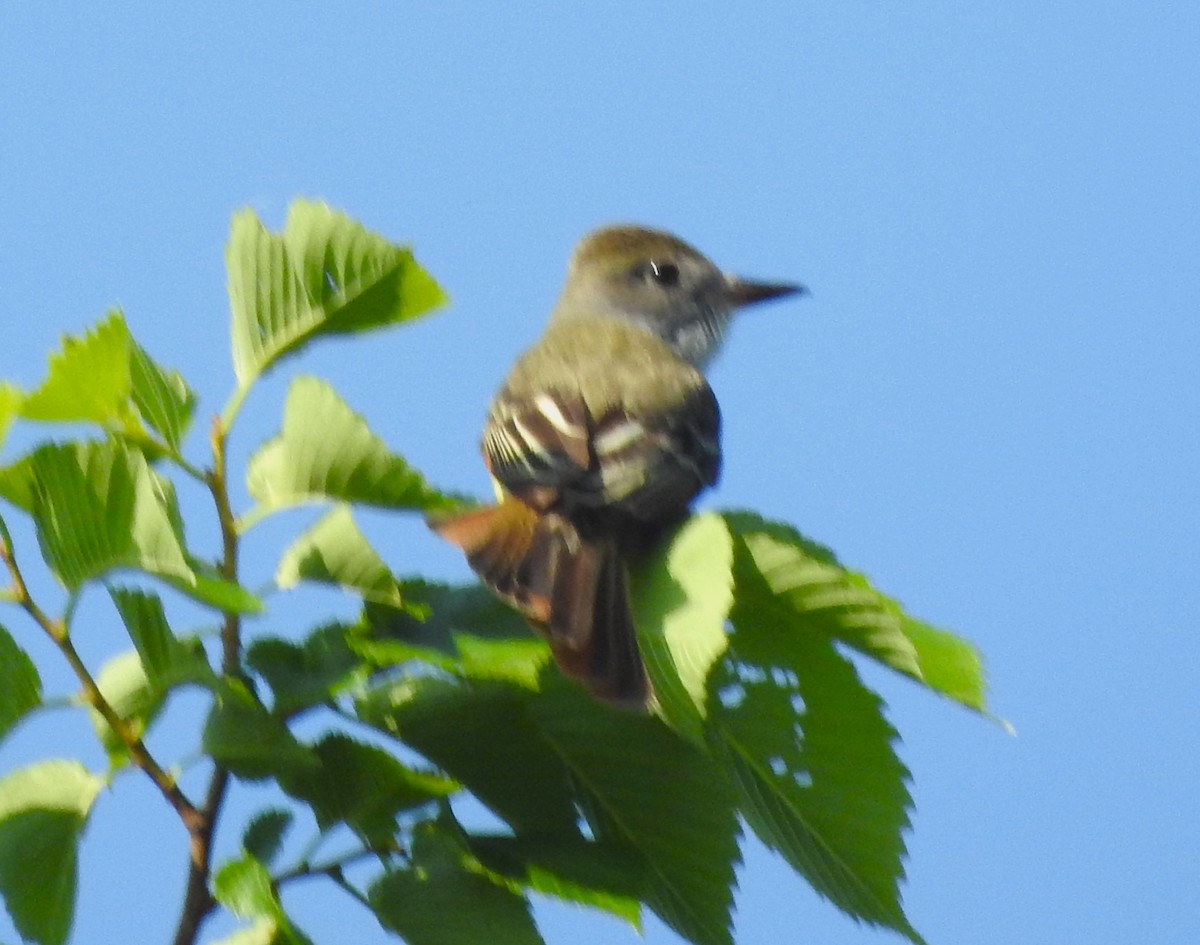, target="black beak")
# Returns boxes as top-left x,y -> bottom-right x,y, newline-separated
726,277 -> 808,307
